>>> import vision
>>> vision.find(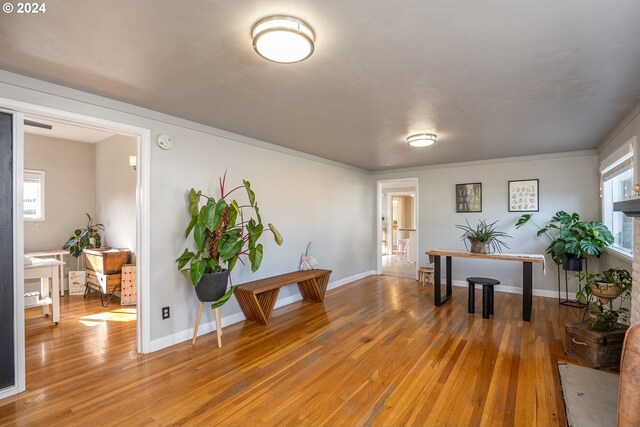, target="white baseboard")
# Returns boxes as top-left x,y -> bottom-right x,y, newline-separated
149,270 -> 377,352
450,279 -> 575,300
0,385 -> 18,401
